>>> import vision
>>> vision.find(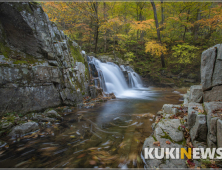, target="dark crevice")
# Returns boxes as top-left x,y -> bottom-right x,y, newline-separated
211,47 -> 217,87
204,84 -> 222,92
